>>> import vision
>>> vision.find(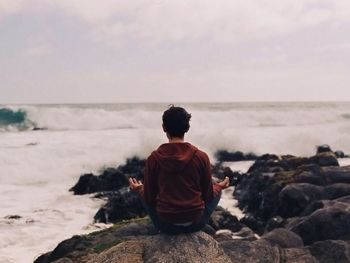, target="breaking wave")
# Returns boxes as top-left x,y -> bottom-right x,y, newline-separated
0,108 -> 34,131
